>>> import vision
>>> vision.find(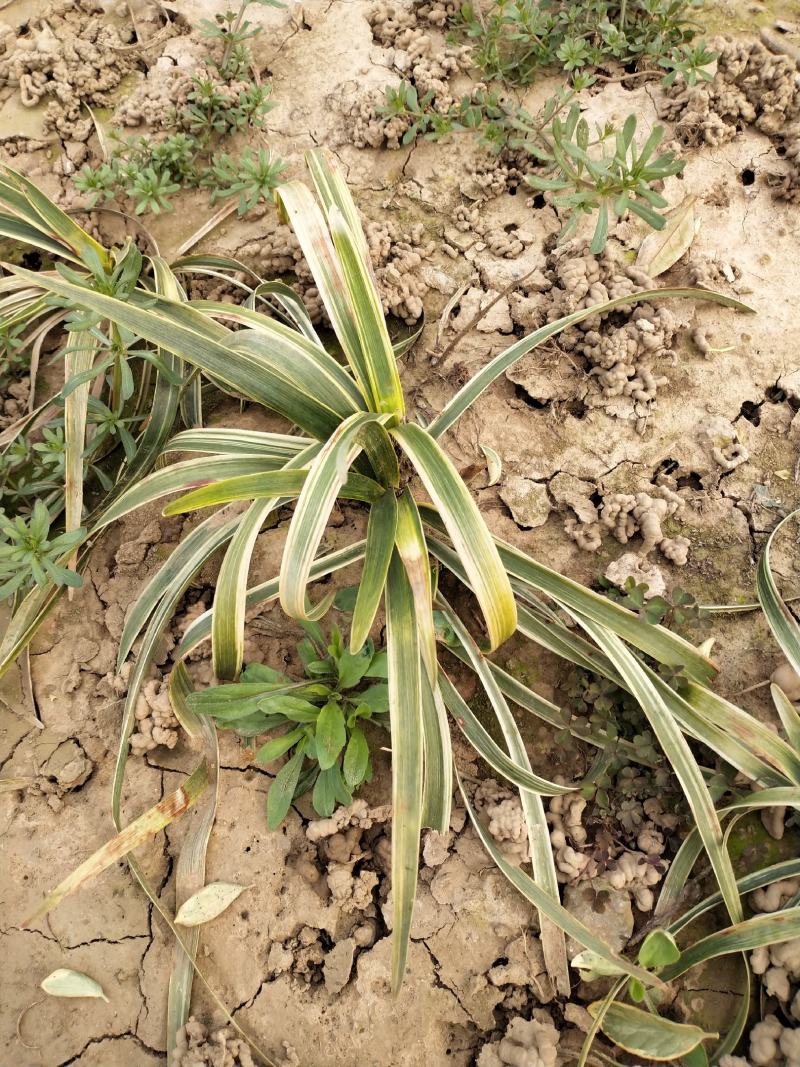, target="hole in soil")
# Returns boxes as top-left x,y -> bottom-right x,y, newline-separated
777,145 -> 787,157
739,399 -> 761,425
589,489 -> 603,508
765,385 -> 787,404
491,957 -> 509,968
565,398 -> 587,419
508,186 -> 518,196
740,167 -> 755,186
20,250 -> 42,270
240,910 -> 249,921
513,383 -> 549,409
244,845 -> 252,853
503,222 -> 518,233
531,193 -> 546,209
676,471 -> 703,491
652,457 -> 679,480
